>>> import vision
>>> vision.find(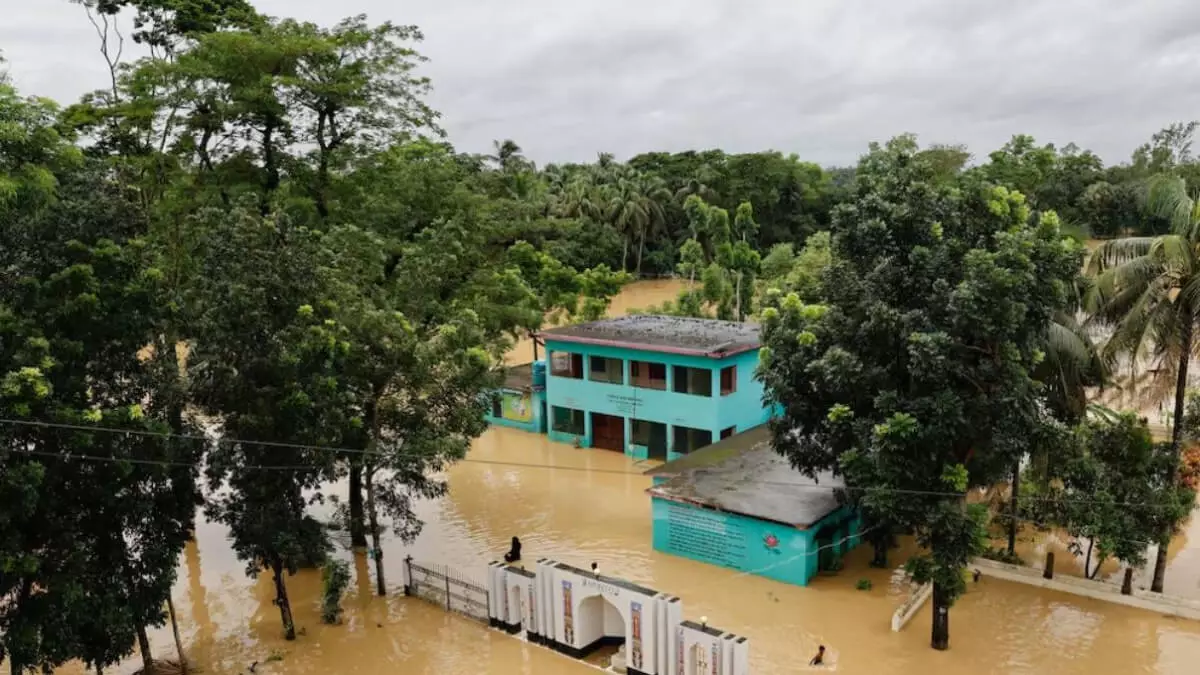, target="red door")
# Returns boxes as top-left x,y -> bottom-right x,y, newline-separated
590,413 -> 625,452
